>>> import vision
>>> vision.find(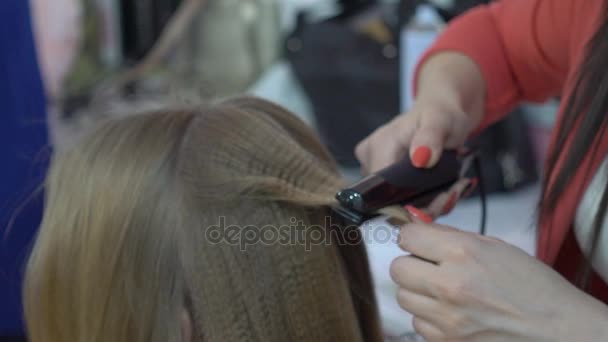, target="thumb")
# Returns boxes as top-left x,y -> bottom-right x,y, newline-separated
409,113 -> 450,168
